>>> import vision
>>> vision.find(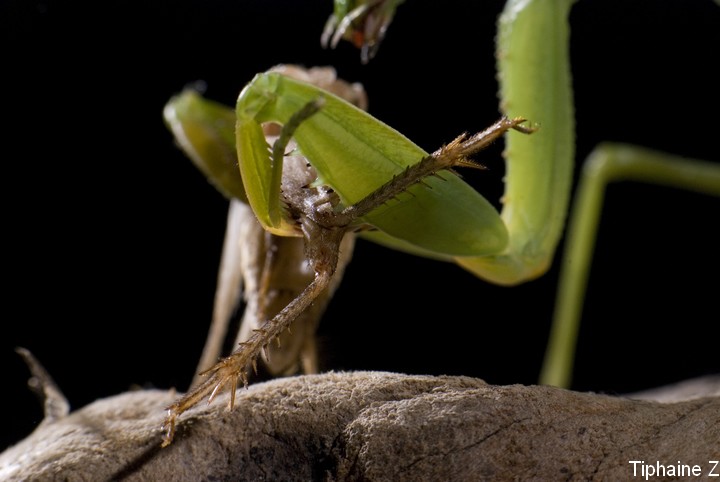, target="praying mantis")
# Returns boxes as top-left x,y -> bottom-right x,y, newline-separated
160,0 -> 720,445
